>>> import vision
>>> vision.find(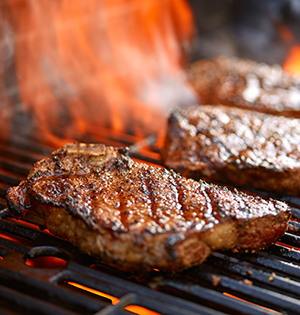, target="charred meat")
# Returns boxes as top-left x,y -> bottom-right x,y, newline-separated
6,143 -> 291,272
161,105 -> 300,197
188,56 -> 300,117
